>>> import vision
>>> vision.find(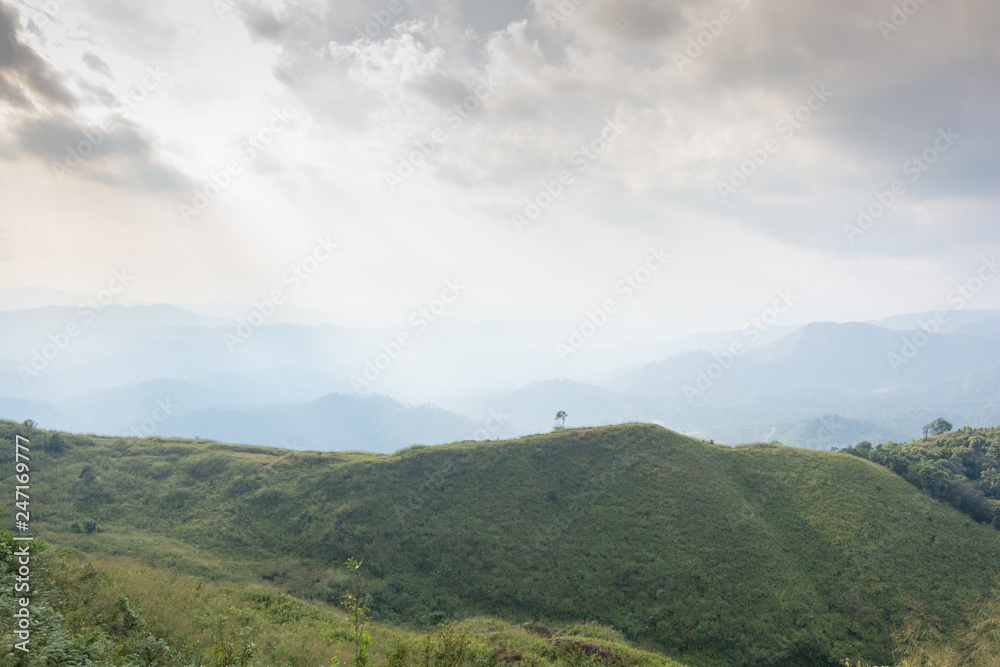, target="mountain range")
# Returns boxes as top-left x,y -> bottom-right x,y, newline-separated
2,304 -> 999,451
